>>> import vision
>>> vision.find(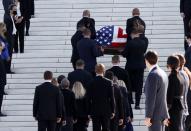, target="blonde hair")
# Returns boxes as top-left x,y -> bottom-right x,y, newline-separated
0,22 -> 6,38
117,80 -> 126,87
72,81 -> 86,99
